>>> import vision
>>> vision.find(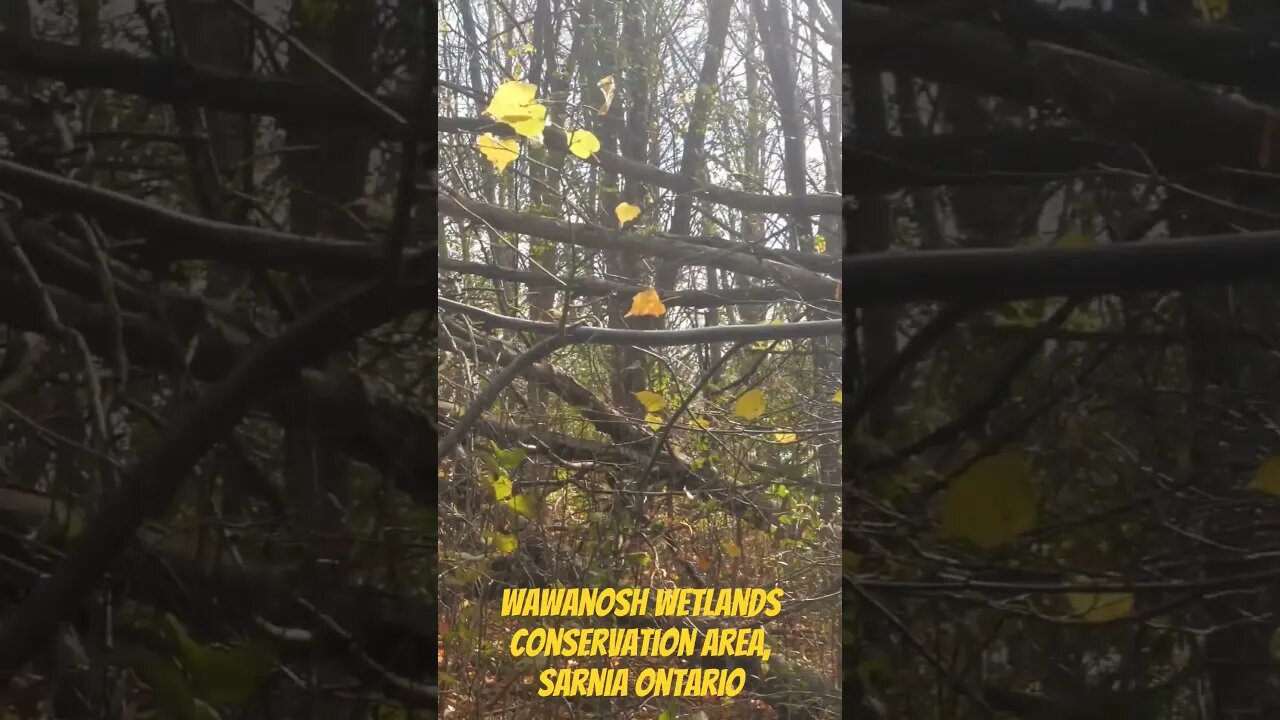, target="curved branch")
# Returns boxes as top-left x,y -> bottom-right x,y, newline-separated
0,159 -> 430,276
849,302 -> 977,427
438,332 -> 577,459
